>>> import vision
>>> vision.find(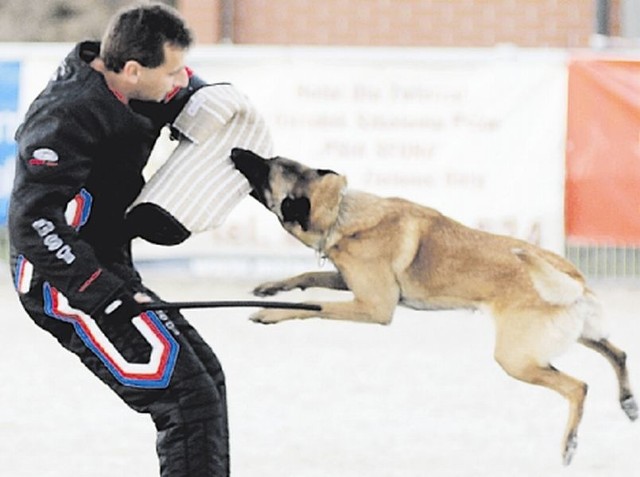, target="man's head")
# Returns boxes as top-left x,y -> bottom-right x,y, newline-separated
101,3 -> 193,101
